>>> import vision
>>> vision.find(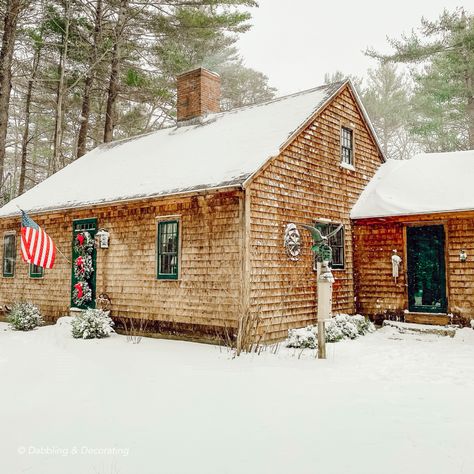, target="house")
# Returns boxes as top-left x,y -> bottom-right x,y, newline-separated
0,68 -> 385,342
351,150 -> 474,326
